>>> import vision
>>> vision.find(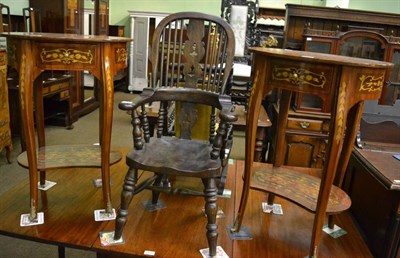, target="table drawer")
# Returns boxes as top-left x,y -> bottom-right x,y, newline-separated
43,81 -> 69,96
58,90 -> 69,100
269,58 -> 335,96
50,81 -> 69,93
37,43 -> 98,71
287,117 -> 328,132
